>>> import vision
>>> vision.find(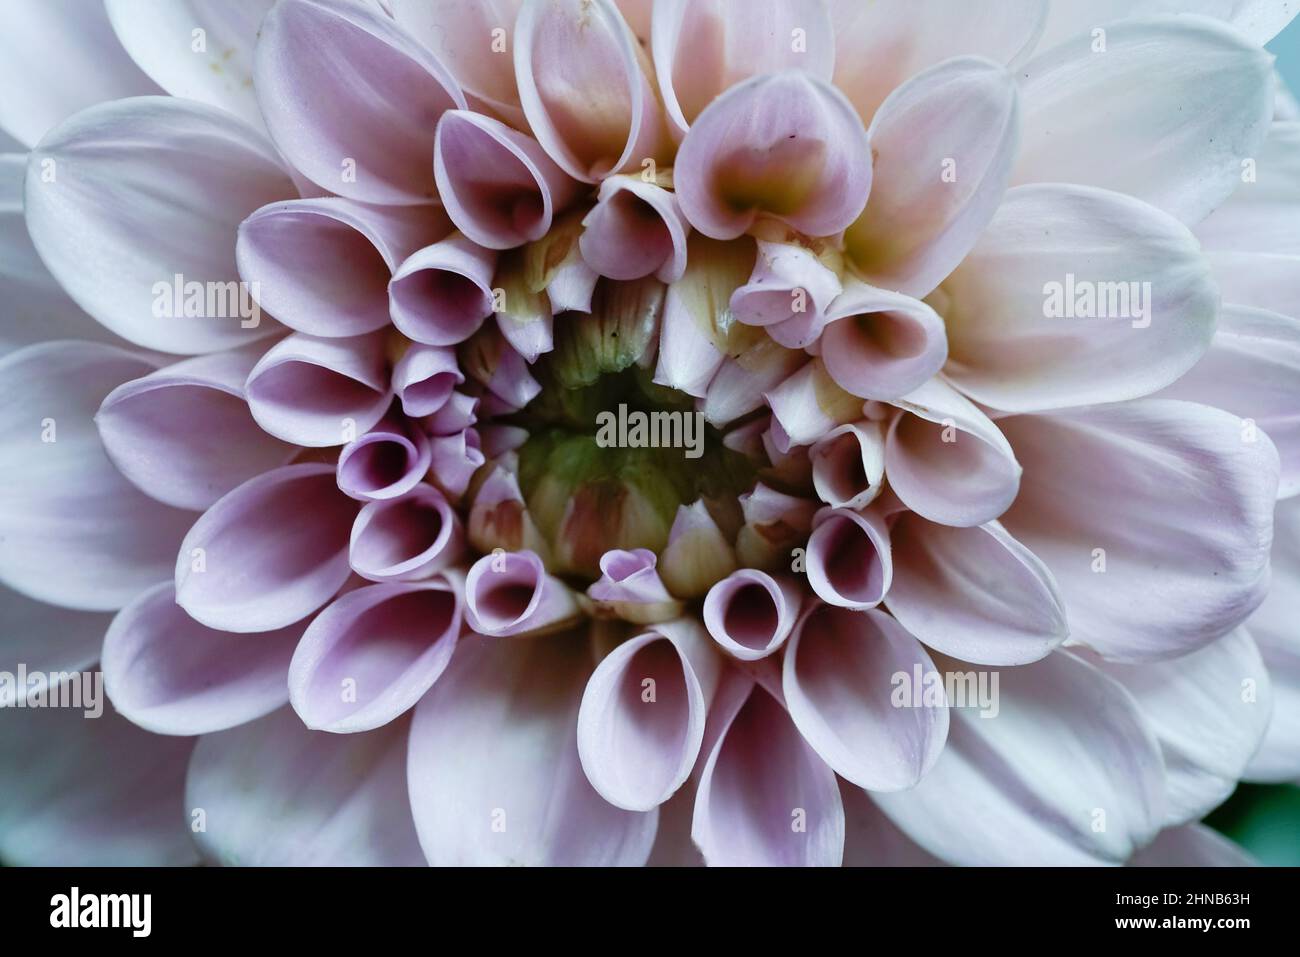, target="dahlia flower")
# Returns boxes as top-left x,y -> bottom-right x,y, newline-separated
0,0 -> 1297,868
